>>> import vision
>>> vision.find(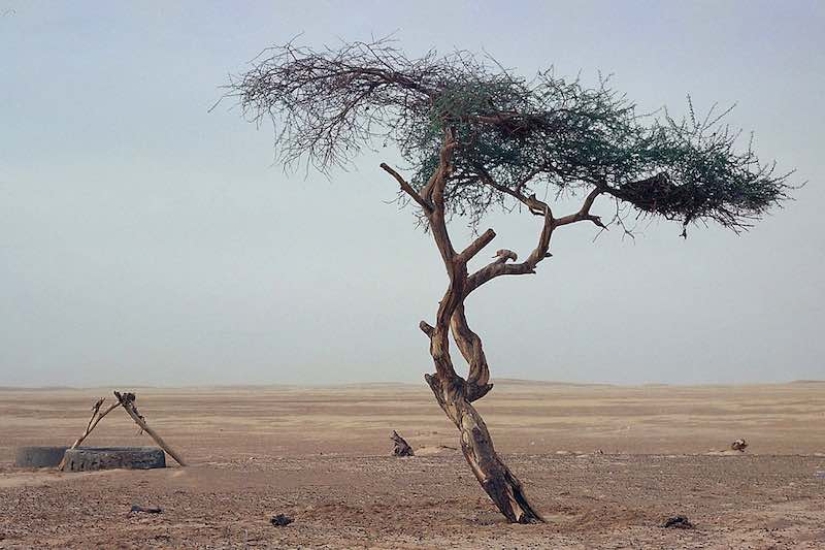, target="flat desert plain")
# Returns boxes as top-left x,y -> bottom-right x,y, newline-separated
1,381 -> 823,549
